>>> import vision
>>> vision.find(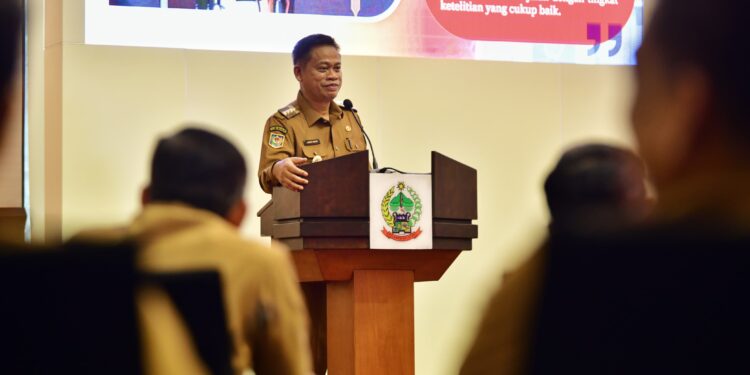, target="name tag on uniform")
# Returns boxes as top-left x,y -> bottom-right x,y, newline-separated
304,139 -> 321,146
